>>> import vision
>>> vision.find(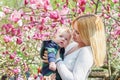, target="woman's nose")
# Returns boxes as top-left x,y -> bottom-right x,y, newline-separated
72,30 -> 75,36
